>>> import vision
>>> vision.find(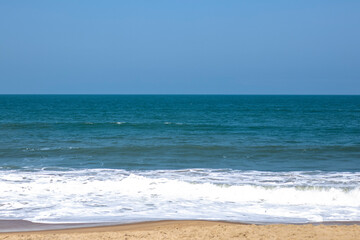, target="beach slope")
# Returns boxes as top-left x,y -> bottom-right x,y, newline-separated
1,220 -> 360,240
